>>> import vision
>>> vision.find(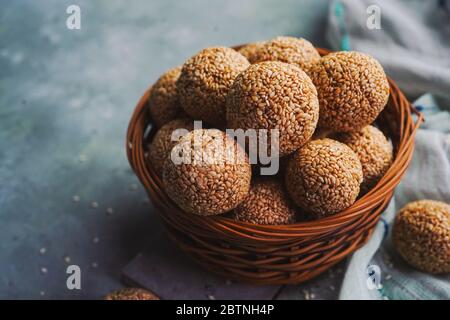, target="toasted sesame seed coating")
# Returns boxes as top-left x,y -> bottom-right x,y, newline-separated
163,129 -> 251,216
285,138 -> 363,218
233,178 -> 297,225
104,288 -> 160,300
148,66 -> 187,127
309,51 -> 389,132
248,36 -> 321,74
393,200 -> 450,274
334,125 -> 393,194
237,41 -> 266,63
176,47 -> 250,127
147,118 -> 194,177
226,61 -> 319,156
